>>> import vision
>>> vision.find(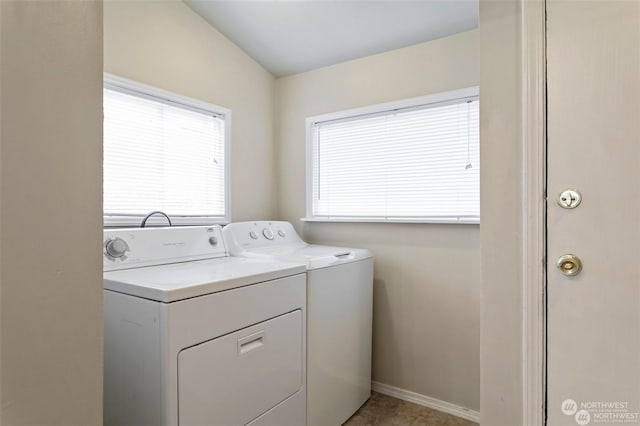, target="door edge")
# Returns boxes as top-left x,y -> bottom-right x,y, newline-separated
521,1 -> 547,425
